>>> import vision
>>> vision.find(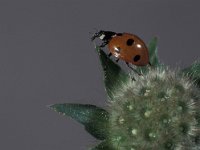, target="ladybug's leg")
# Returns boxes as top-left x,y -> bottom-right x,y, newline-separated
125,62 -> 136,81
116,58 -> 119,63
125,62 -> 134,70
148,62 -> 152,66
108,52 -> 112,57
125,62 -> 142,76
